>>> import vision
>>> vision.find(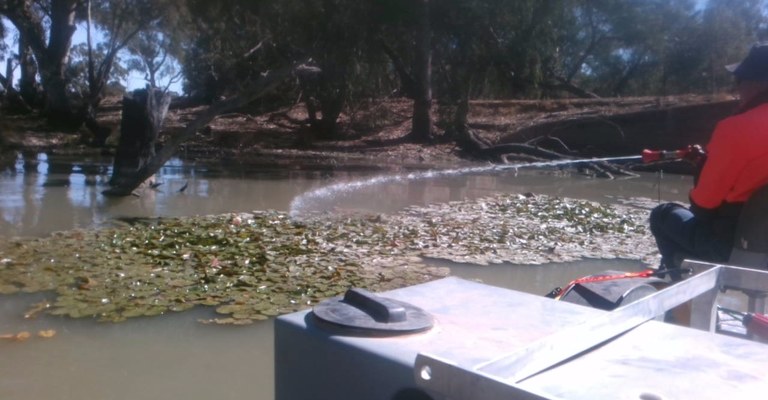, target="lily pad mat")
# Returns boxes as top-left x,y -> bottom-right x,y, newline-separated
0,193 -> 658,325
